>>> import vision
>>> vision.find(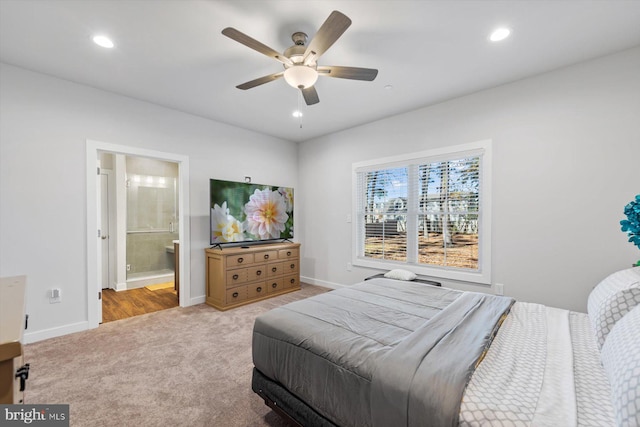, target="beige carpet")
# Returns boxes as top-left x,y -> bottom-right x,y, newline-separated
24,283 -> 330,427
